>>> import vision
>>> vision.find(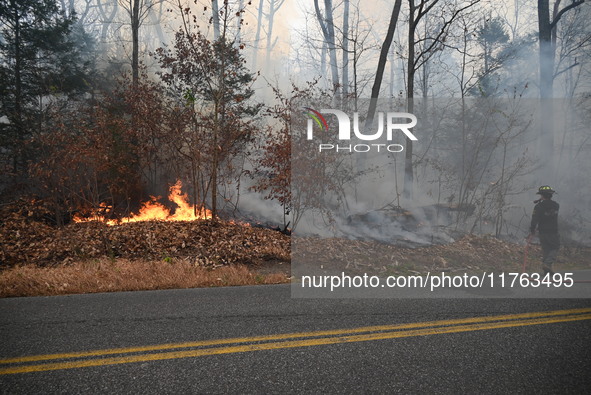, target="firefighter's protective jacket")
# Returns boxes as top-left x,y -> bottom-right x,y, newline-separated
530,199 -> 559,234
